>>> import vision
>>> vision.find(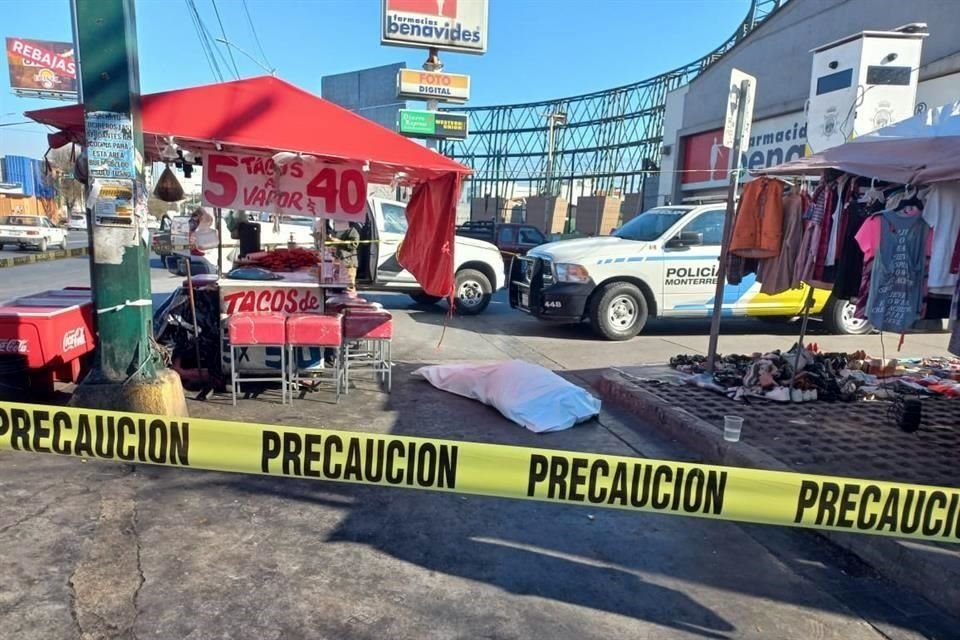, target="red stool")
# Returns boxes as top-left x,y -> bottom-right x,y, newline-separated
342,310 -> 393,393
226,312 -> 288,405
286,313 -> 343,402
